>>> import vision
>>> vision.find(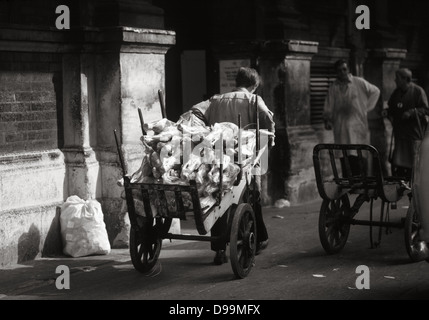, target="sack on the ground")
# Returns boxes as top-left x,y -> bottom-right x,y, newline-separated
60,195 -> 111,257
